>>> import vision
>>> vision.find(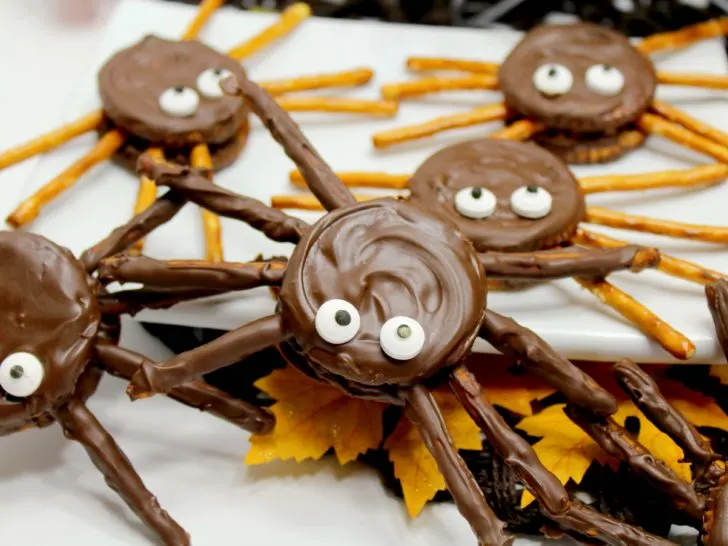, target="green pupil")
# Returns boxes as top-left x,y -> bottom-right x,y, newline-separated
397,325 -> 411,339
